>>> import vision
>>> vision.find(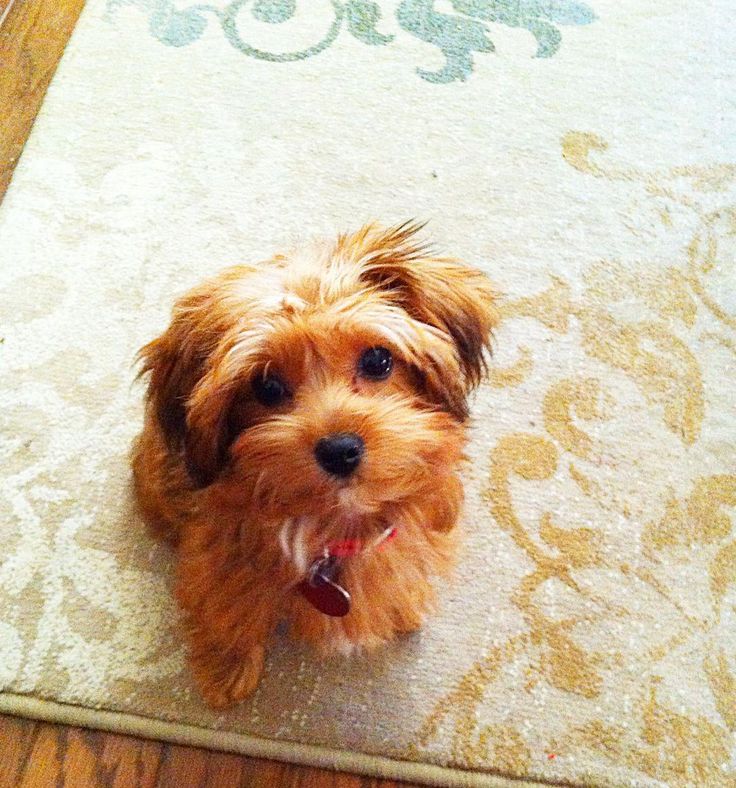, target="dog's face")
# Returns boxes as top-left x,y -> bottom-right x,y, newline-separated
139,224 -> 497,543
